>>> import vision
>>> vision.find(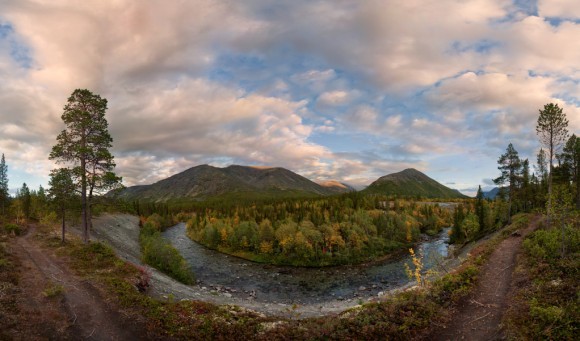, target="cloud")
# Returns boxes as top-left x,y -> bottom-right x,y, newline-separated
538,0 -> 580,19
0,0 -> 579,194
317,90 -> 353,107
